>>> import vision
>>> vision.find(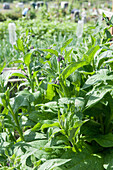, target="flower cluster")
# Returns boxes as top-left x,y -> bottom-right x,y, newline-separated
52,78 -> 60,85
57,55 -> 64,62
